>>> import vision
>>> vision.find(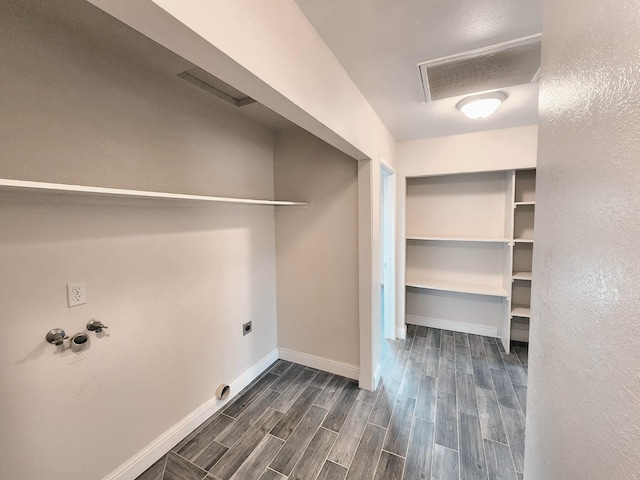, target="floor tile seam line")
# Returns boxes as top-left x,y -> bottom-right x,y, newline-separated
225,382 -> 282,420
275,363 -> 295,378
494,403 -> 521,478
224,389 -> 283,439
265,433 -> 292,477
502,349 -> 525,368
186,429 -> 230,461
321,380 -> 349,411
273,414 -> 327,477
436,443 -> 459,454
497,402 -> 523,414
381,448 -> 406,460
455,382 -> 461,461
319,425 -> 337,434
319,434 -> 341,480
471,371 -> 482,418
482,438 -> 496,480
328,457 -> 350,469
283,390 -> 322,437
170,449 -> 209,476
215,435 -> 233,449
271,383 -> 309,413
160,454 -> 168,479
509,443 -> 522,476
494,391 -> 520,474
479,433 -> 510,448
342,421 -> 382,478
369,435 -> 386,480
388,401 -> 416,459
380,387 -> 403,448
265,468 -> 282,477
268,362 -> 286,377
